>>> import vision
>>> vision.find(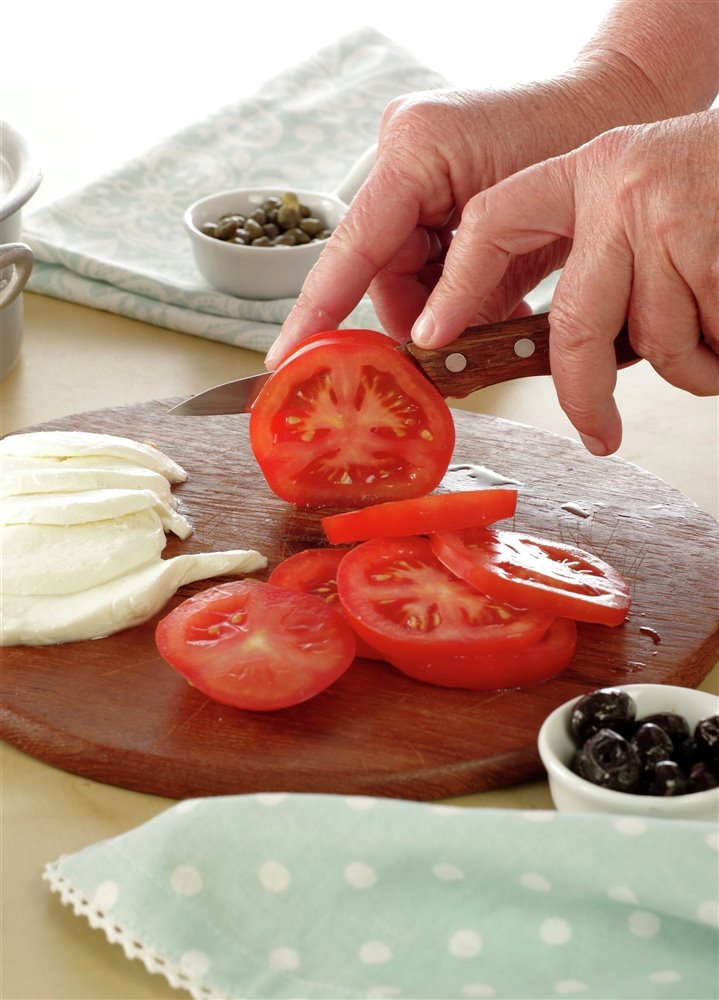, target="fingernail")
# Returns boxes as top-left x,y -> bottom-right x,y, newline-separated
264,341 -> 282,370
411,310 -> 436,348
579,433 -> 609,456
